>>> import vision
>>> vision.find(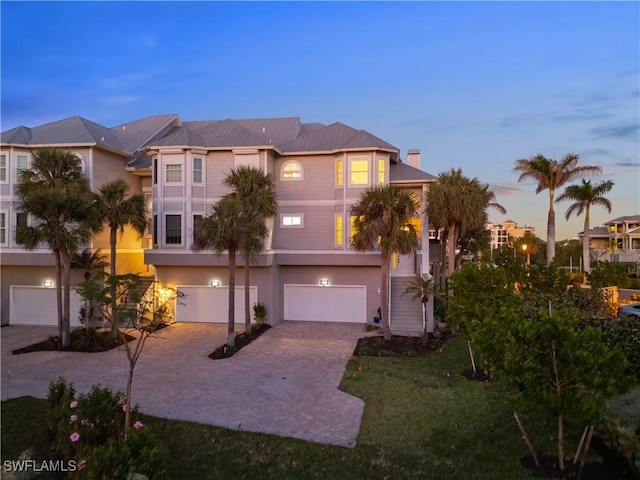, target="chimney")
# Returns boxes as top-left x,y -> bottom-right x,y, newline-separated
407,149 -> 420,169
